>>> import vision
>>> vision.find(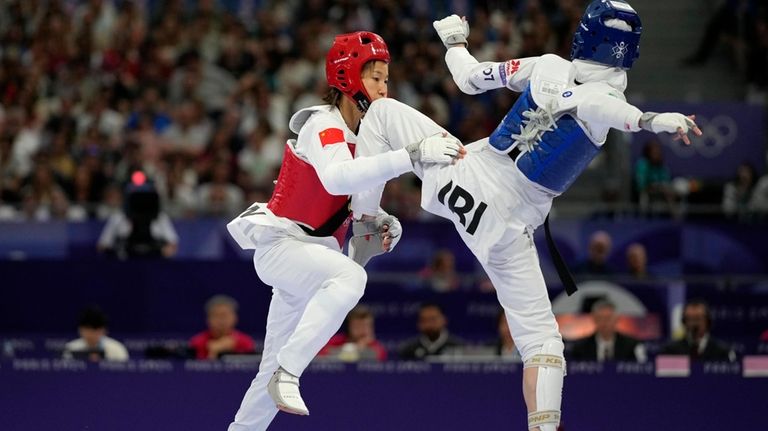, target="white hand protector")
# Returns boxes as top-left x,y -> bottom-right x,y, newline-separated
433,14 -> 469,48
383,215 -> 402,250
348,214 -> 402,267
639,112 -> 696,135
405,134 -> 463,165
